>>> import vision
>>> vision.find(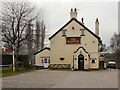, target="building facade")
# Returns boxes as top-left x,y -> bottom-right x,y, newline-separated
35,8 -> 106,70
